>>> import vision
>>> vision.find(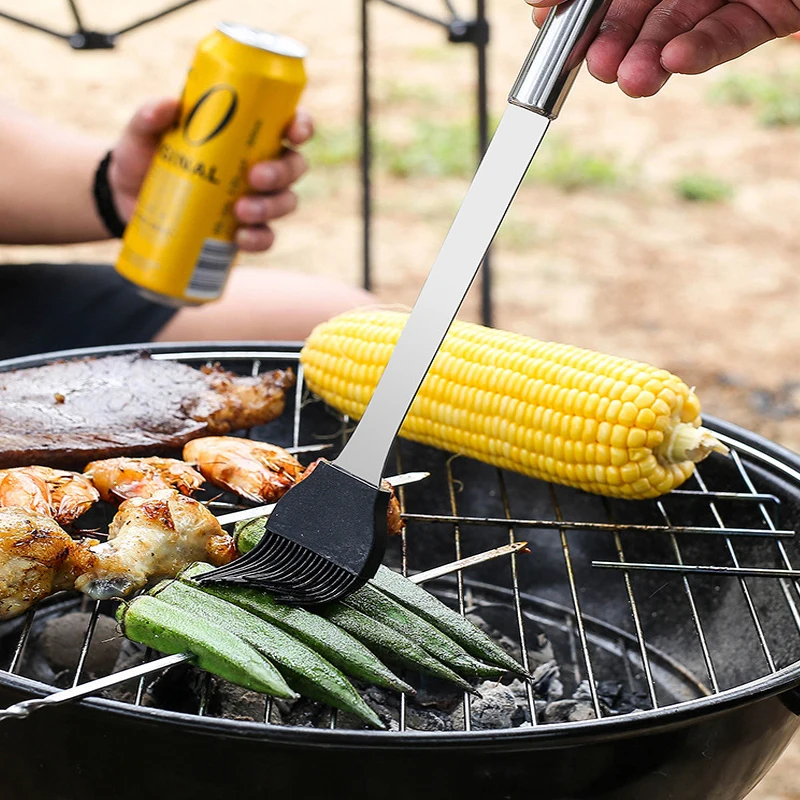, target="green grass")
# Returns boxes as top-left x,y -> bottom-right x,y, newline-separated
380,80 -> 442,106
304,126 -> 359,168
527,138 -> 624,191
377,119 -> 479,179
301,118 -> 626,195
709,71 -> 800,126
673,174 -> 733,203
377,119 -> 625,189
